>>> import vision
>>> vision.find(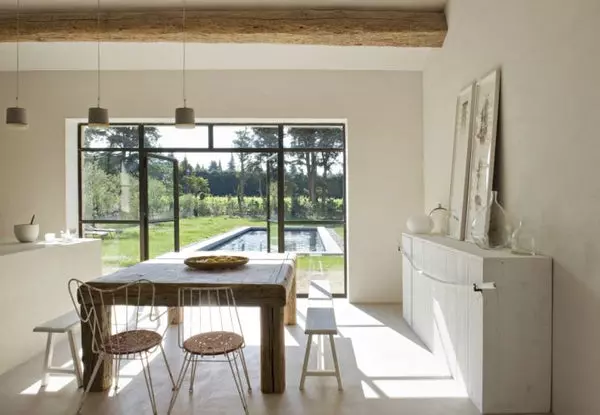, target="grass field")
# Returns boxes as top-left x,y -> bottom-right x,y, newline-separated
91,216 -> 345,291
